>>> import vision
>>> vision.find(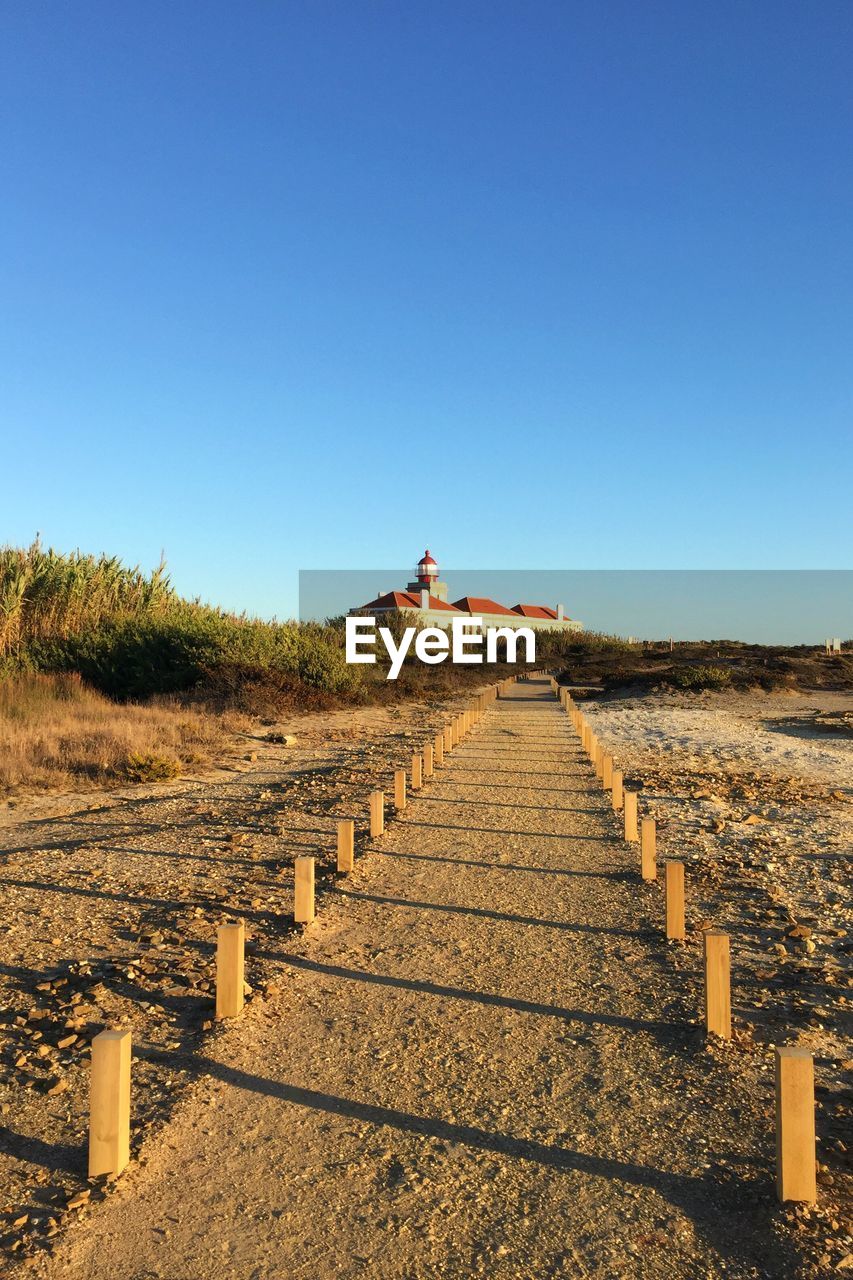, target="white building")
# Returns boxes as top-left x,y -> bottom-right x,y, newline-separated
352,550 -> 582,633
